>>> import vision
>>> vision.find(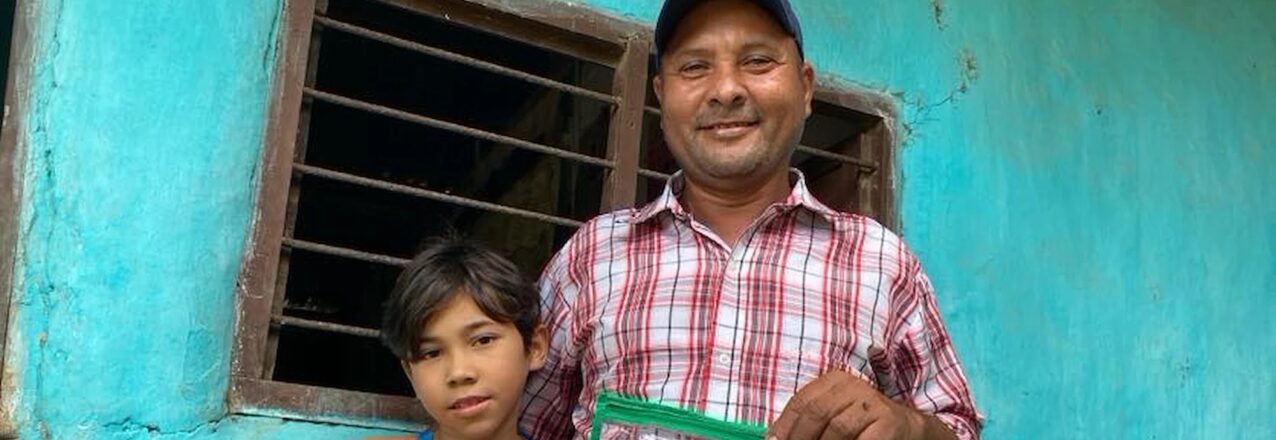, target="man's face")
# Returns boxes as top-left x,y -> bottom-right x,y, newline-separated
654,0 -> 814,183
